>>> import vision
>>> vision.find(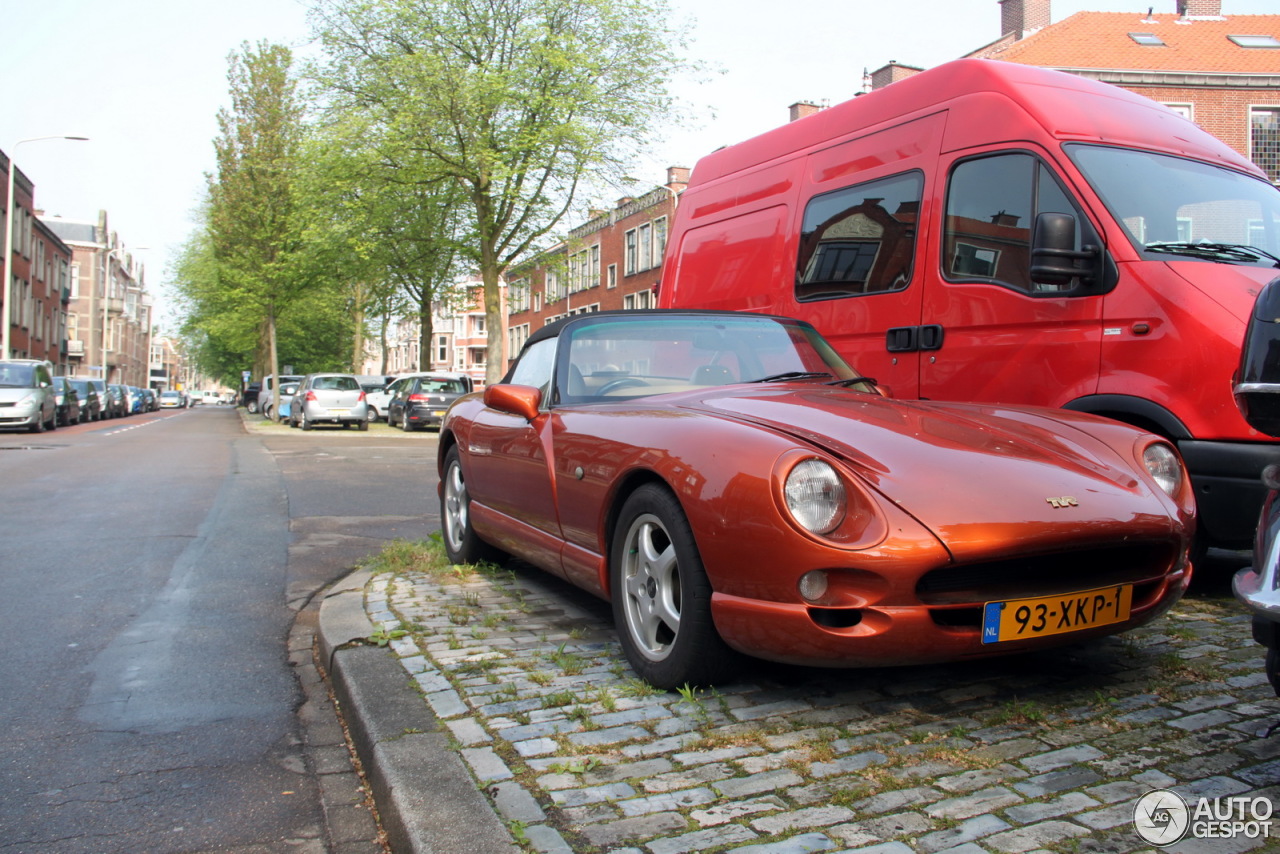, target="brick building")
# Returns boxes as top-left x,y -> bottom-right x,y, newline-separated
960,0 -> 1280,182
1,149 -> 74,368
503,168 -> 687,367
363,277 -> 491,388
44,211 -> 154,387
